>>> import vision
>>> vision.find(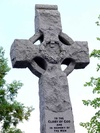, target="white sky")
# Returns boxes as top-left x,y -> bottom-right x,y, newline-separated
0,0 -> 100,133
